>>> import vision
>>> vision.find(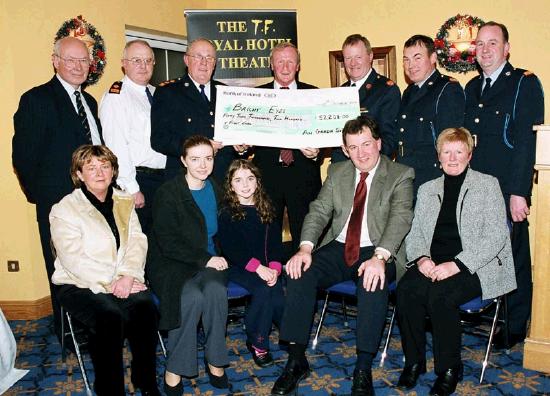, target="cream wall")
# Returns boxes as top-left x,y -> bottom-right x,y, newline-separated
1,0 -> 547,305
